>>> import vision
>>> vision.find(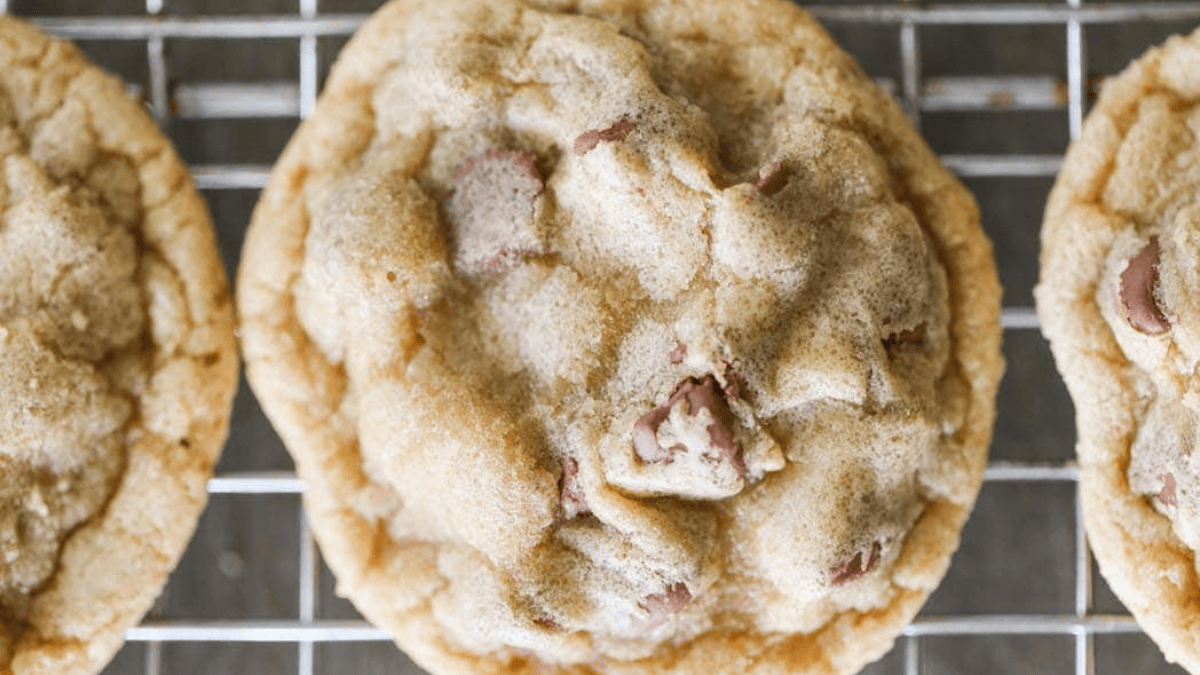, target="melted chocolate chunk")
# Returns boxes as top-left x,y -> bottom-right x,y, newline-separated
668,341 -> 687,365
883,323 -> 927,359
1158,473 -> 1178,507
533,614 -> 566,632
455,148 -> 540,184
632,375 -> 741,470
638,582 -> 692,625
632,404 -> 676,464
573,119 -> 635,156
559,456 -> 589,519
720,361 -> 748,402
830,542 -> 883,586
1119,238 -> 1170,335
479,247 -> 541,276
447,148 -> 545,276
752,162 -> 792,197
